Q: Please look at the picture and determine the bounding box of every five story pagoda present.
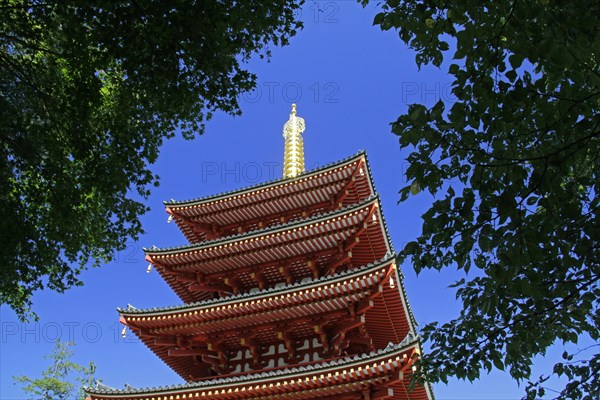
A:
[86,105,433,400]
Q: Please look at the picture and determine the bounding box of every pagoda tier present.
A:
[148,196,392,304]
[120,256,415,380]
[86,337,432,400]
[165,152,374,243]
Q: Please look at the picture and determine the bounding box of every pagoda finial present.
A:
[282,103,305,179]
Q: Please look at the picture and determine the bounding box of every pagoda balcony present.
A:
[165,152,374,242]
[119,256,416,381]
[147,196,393,304]
[86,335,433,400]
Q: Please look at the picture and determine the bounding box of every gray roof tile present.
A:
[164,151,367,207]
[119,253,396,315]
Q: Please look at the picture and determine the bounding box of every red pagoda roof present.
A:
[85,336,433,400]
[148,197,394,303]
[88,147,433,400]
[120,256,416,381]
[165,152,375,242]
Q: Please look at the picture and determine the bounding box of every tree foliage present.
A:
[368,0,600,398]
[14,340,96,400]
[0,0,302,320]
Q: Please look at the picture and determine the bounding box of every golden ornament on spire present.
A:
[282,103,305,179]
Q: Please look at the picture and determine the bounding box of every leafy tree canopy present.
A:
[0,0,302,320]
[14,340,96,400]
[368,0,599,398]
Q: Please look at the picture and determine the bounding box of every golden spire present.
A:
[282,103,306,179]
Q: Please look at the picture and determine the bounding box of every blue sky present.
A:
[0,2,562,399]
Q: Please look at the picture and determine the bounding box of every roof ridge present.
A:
[163,151,366,207]
[360,152,395,254]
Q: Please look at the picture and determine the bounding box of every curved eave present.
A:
[146,196,381,257]
[146,197,393,304]
[393,256,420,336]
[164,151,369,208]
[169,153,374,243]
[85,337,432,400]
[119,257,418,382]
[120,255,395,319]
[120,262,393,334]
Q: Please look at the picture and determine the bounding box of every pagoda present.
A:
[86,105,433,400]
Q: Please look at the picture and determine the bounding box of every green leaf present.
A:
[14,341,95,400]
[410,180,421,195]
[376,1,600,398]
[526,196,538,206]
[509,53,524,69]
[449,278,466,288]
[0,0,304,320]
[493,357,505,371]
[409,105,425,121]
[506,69,517,82]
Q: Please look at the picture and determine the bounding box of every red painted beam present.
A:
[154,337,178,346]
[168,347,213,357]
[175,272,198,283]
[188,282,231,292]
